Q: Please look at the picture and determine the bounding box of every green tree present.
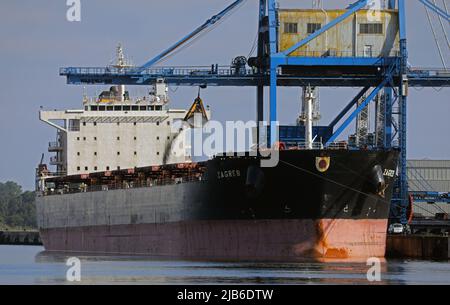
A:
[0,181,36,229]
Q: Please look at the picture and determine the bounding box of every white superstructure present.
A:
[40,45,209,176]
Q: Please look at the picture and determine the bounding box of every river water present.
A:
[0,245,449,285]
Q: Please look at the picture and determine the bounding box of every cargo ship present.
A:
[35,43,399,261]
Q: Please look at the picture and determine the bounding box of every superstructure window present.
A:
[140,106,147,111]
[69,119,80,132]
[123,106,131,111]
[360,23,383,34]
[307,23,321,34]
[107,106,113,111]
[94,166,98,171]
[132,106,139,111]
[99,106,106,111]
[77,166,80,171]
[114,106,122,111]
[93,122,97,126]
[284,22,298,34]
[85,166,88,171]
[106,166,110,171]
[91,106,98,111]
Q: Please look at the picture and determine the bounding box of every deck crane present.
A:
[60,0,450,224]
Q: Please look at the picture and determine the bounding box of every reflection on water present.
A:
[0,246,449,285]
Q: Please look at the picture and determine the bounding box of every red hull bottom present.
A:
[39,219,388,261]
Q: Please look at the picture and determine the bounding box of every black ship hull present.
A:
[37,149,399,260]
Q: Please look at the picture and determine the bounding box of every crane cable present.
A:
[424,3,447,69]
[153,0,248,67]
[434,0,450,51]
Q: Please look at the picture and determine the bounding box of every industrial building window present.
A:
[307,23,321,34]
[284,23,297,34]
[359,23,383,34]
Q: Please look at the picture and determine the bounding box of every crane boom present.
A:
[140,0,246,70]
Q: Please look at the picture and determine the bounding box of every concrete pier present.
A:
[0,230,42,246]
[386,234,450,260]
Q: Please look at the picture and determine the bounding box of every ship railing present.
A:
[60,66,257,77]
[279,49,401,58]
[42,175,206,196]
[296,142,324,150]
[326,142,349,150]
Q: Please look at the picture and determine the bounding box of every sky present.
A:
[0,0,449,190]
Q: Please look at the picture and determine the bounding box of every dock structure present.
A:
[0,231,42,246]
[387,234,450,260]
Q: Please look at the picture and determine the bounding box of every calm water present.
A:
[0,245,449,285]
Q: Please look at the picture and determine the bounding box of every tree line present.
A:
[0,181,36,230]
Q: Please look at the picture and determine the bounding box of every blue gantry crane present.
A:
[60,0,450,224]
